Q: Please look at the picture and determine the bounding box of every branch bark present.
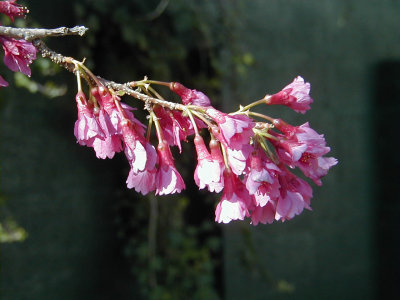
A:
[0,25,88,41]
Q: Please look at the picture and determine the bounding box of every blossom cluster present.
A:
[0,0,36,86]
[73,73,337,225]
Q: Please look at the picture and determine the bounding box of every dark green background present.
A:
[1,0,399,299]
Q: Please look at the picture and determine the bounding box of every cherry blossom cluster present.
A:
[0,0,36,86]
[0,1,337,225]
[72,64,337,225]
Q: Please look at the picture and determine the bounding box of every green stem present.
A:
[185,108,199,135]
[239,95,271,111]
[248,111,275,123]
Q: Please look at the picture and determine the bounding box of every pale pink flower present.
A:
[267,76,313,114]
[0,75,8,87]
[193,135,224,193]
[126,142,157,195]
[275,168,313,221]
[245,148,280,194]
[207,107,254,150]
[121,120,148,173]
[155,141,185,195]
[244,148,281,207]
[0,37,36,76]
[91,109,122,159]
[170,82,211,106]
[207,107,254,175]
[272,120,337,185]
[0,0,28,22]
[225,144,253,176]
[251,202,275,225]
[74,91,104,147]
[215,169,252,224]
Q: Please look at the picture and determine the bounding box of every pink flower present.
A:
[271,120,337,185]
[91,109,122,159]
[207,107,254,150]
[251,202,275,225]
[0,75,8,87]
[121,119,148,173]
[170,82,211,106]
[275,168,313,221]
[0,37,36,76]
[267,76,313,114]
[244,148,281,205]
[0,0,28,22]
[225,144,253,176]
[153,106,205,152]
[74,91,104,147]
[126,142,157,195]
[215,169,252,223]
[155,141,185,195]
[193,135,224,193]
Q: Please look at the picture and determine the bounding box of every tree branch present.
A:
[33,38,185,112]
[0,25,88,41]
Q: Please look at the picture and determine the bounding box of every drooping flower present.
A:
[271,119,337,185]
[267,76,313,114]
[207,107,254,150]
[0,75,8,87]
[251,202,276,225]
[153,106,205,152]
[89,86,124,159]
[155,141,185,195]
[170,82,211,106]
[193,135,224,193]
[0,37,36,76]
[74,91,104,147]
[126,142,158,195]
[244,148,281,204]
[121,119,148,173]
[0,0,28,22]
[275,167,313,221]
[215,169,252,223]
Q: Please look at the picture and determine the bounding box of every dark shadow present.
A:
[374,60,400,299]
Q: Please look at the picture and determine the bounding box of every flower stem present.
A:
[239,95,271,111]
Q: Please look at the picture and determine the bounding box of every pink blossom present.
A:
[74,91,104,147]
[193,135,224,193]
[244,148,281,207]
[215,169,252,223]
[267,76,313,114]
[225,144,253,176]
[126,142,157,195]
[170,82,211,106]
[155,141,185,195]
[153,106,205,152]
[272,120,337,185]
[0,75,8,87]
[275,168,313,221]
[207,107,254,150]
[251,202,275,225]
[121,120,148,173]
[91,109,122,159]
[0,37,36,76]
[0,0,28,22]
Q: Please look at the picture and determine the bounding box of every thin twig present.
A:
[0,25,88,41]
[32,38,187,112]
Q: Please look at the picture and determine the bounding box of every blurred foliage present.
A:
[239,226,295,294]
[115,194,221,300]
[0,196,27,243]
